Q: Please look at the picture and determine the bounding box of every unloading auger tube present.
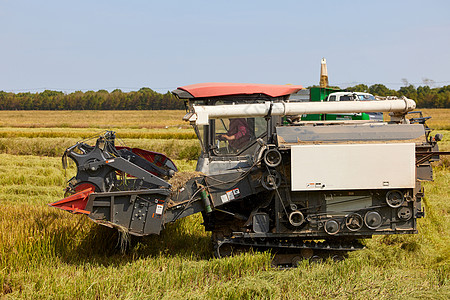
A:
[49,83,448,266]
[186,97,416,125]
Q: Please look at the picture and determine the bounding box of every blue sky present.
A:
[1,0,449,93]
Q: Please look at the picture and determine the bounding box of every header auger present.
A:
[50,83,447,266]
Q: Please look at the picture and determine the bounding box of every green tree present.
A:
[368,84,395,96]
[347,84,369,93]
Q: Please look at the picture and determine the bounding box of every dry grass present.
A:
[416,108,450,130]
[0,127,195,139]
[0,154,196,205]
[0,110,189,129]
[0,136,200,160]
[1,109,447,130]
[0,154,448,299]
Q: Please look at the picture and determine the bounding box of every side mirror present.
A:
[434,133,443,142]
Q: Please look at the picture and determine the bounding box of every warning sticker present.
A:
[226,190,235,201]
[306,182,322,189]
[220,194,229,203]
[155,204,164,215]
[221,188,241,203]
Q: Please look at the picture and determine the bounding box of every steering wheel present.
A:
[215,134,231,154]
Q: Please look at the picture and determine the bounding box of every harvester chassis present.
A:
[49,83,447,265]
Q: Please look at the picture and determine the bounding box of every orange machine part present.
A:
[48,187,94,215]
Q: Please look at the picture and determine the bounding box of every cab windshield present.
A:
[213,117,266,155]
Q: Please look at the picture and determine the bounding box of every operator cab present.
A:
[172,83,304,173]
[213,116,267,155]
[172,83,304,157]
[176,95,273,158]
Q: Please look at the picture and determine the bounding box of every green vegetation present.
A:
[0,88,184,110]
[0,110,449,298]
[346,84,450,108]
[2,84,450,110]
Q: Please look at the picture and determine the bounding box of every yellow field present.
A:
[0,110,188,129]
[419,108,450,130]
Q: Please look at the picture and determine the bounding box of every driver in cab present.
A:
[219,118,251,151]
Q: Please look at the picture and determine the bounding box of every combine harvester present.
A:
[50,82,447,265]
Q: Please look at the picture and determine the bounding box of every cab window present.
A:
[213,117,266,155]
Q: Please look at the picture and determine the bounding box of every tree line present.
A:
[345,84,450,108]
[0,84,449,110]
[0,88,184,110]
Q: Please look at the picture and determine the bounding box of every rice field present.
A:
[0,110,449,299]
[0,110,189,129]
[417,109,450,130]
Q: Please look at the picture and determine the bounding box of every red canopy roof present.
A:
[178,82,304,98]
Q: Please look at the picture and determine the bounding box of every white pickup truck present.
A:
[325,92,384,121]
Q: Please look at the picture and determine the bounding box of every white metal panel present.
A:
[291,143,415,191]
